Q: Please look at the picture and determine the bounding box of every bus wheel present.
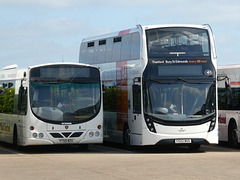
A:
[229,121,239,148]
[13,126,19,149]
[188,144,201,151]
[123,127,131,149]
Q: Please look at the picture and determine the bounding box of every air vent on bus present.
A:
[62,132,71,138]
[70,132,83,137]
[50,133,64,138]
[50,132,84,138]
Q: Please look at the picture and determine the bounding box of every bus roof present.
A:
[142,24,208,30]
[82,26,141,42]
[0,62,99,81]
[82,24,209,42]
[28,62,98,70]
[218,64,240,70]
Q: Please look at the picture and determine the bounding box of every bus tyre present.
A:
[123,127,131,149]
[188,144,201,151]
[229,121,239,148]
[13,127,19,150]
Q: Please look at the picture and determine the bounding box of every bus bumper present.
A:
[136,124,218,146]
[22,130,103,146]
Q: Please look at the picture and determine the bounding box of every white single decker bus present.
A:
[218,65,240,147]
[0,63,103,148]
[79,24,218,150]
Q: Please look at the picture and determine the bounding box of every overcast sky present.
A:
[0,0,239,68]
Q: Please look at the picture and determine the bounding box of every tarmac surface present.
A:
[0,142,239,180]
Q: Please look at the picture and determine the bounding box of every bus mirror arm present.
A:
[225,81,231,92]
[102,84,105,94]
[223,76,231,91]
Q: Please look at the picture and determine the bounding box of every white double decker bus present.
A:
[79,24,218,150]
[218,65,240,147]
[0,63,103,148]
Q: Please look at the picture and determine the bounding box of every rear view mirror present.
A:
[0,89,4,96]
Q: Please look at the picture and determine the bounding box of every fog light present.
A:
[89,131,94,137]
[95,131,100,137]
[39,133,44,138]
[33,132,37,138]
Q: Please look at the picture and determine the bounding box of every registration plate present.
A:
[59,139,74,143]
[175,139,191,144]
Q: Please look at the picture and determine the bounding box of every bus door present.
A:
[18,78,27,115]
[130,78,142,135]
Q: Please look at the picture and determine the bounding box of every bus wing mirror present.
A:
[102,84,105,94]
[19,86,24,94]
[0,89,4,96]
[225,81,231,91]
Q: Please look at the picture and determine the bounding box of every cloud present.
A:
[142,0,240,25]
[2,0,240,24]
[0,0,239,68]
[0,0,132,8]
[0,0,80,8]
[0,0,213,9]
[0,17,87,40]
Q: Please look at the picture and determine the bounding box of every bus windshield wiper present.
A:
[148,78,175,84]
[68,77,99,84]
[177,78,210,84]
[148,77,211,85]
[31,78,69,84]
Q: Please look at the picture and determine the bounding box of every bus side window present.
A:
[133,84,141,114]
[18,86,27,115]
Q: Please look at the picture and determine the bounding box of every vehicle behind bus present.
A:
[218,65,240,147]
[0,63,103,148]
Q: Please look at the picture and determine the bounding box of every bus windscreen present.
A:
[146,27,210,58]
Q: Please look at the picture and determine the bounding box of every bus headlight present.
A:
[39,133,44,138]
[95,131,100,137]
[208,117,216,132]
[89,131,94,137]
[144,116,157,133]
[33,132,37,138]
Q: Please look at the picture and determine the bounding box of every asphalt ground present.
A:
[0,142,239,180]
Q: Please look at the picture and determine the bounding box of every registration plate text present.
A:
[175,139,191,144]
[59,139,74,143]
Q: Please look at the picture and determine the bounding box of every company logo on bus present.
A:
[218,117,226,124]
[178,128,186,132]
[204,69,213,76]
